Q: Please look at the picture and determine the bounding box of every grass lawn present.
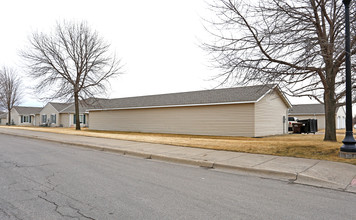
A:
[3,126,356,165]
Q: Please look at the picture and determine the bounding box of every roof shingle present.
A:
[90,84,283,110]
[49,102,73,112]
[13,106,42,115]
[289,104,325,115]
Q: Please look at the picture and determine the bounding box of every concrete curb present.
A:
[0,130,297,180]
[0,130,355,192]
[150,154,214,168]
[213,162,297,181]
[296,173,348,191]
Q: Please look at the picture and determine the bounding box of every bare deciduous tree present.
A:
[0,67,22,125]
[22,21,123,130]
[204,0,356,141]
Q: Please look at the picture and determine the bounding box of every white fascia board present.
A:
[288,113,325,116]
[256,85,292,108]
[88,100,257,112]
[276,86,293,108]
[255,85,276,103]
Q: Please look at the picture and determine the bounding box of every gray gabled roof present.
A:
[41,99,108,114]
[89,84,291,111]
[13,106,42,115]
[59,98,109,113]
[289,104,325,115]
[49,102,73,112]
[60,103,93,113]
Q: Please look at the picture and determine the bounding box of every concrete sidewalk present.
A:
[0,127,356,193]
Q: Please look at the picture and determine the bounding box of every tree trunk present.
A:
[324,87,337,141]
[74,92,81,130]
[7,107,11,126]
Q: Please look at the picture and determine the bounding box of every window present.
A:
[79,115,86,124]
[21,115,30,123]
[42,115,47,124]
[74,114,86,124]
[51,114,56,124]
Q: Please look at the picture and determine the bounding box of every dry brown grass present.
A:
[319,129,356,134]
[3,126,356,165]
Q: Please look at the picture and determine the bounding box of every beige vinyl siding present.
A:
[336,107,346,129]
[69,113,74,127]
[10,109,20,125]
[0,115,5,125]
[336,107,346,118]
[0,118,6,125]
[90,104,255,136]
[0,114,8,125]
[34,114,40,126]
[60,113,70,127]
[39,103,59,126]
[254,90,288,137]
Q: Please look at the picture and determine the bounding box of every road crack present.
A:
[37,195,78,219]
[0,161,52,169]
[36,176,96,220]
[69,205,96,220]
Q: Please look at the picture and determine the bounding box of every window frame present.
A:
[42,115,47,124]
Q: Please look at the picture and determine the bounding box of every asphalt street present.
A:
[0,133,356,220]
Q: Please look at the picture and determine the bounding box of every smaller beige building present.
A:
[9,106,42,126]
[289,104,346,130]
[40,102,89,127]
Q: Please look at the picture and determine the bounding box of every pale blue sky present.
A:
[0,0,314,107]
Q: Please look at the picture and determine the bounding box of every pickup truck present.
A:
[288,117,298,131]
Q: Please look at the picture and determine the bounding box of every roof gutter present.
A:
[88,100,258,112]
[289,113,325,116]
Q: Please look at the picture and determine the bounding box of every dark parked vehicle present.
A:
[298,119,318,134]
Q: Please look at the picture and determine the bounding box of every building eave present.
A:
[288,113,325,116]
[88,100,257,112]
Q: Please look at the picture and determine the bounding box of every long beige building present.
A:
[89,85,292,137]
